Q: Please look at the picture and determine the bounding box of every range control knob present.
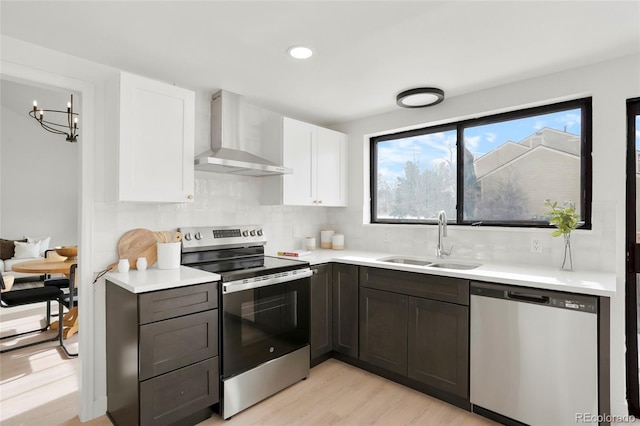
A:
[250,230,256,236]
[194,232,202,240]
[242,230,249,237]
[257,229,263,236]
[184,233,192,241]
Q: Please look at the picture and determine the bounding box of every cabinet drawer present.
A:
[139,282,218,324]
[360,267,469,305]
[140,357,219,426]
[139,310,218,380]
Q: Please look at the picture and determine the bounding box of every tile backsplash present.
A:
[94,172,614,273]
[93,172,330,269]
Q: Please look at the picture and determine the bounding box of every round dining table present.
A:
[12,257,79,339]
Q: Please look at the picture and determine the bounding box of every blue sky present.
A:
[377,109,582,183]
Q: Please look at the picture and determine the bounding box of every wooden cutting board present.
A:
[110,228,158,270]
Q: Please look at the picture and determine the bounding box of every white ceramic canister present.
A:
[117,258,130,273]
[305,237,316,251]
[320,230,335,249]
[332,234,345,250]
[157,242,181,269]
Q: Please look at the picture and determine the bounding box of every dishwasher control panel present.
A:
[470,282,598,314]
[552,298,597,313]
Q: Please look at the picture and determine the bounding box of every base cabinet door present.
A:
[359,287,408,376]
[408,296,469,397]
[310,264,333,359]
[332,263,359,357]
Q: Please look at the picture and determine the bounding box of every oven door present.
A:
[221,275,310,378]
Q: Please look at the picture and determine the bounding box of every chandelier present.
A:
[29,94,79,142]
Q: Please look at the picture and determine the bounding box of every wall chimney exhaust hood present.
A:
[195,90,292,176]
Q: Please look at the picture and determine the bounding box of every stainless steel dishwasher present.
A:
[470,281,598,425]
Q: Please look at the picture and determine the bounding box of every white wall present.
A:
[0,79,79,247]
[332,54,640,416]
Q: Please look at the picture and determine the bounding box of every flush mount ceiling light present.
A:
[287,45,314,59]
[396,87,445,108]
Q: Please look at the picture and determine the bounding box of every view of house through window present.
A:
[371,99,591,227]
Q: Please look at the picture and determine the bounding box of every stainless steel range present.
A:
[179,225,312,419]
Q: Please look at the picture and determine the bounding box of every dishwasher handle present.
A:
[507,291,550,304]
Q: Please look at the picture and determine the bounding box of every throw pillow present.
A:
[14,241,41,259]
[0,238,26,260]
[26,236,51,257]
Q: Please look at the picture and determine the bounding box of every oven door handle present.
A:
[222,268,313,294]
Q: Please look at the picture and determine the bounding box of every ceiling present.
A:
[1,1,639,125]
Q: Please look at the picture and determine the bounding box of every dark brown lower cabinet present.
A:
[358,266,469,400]
[332,263,359,357]
[359,287,408,375]
[106,281,220,426]
[311,264,333,360]
[407,296,469,397]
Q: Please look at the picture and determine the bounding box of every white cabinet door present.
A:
[281,117,347,207]
[316,127,346,206]
[282,117,315,206]
[119,72,195,203]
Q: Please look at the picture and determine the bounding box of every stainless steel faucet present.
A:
[436,210,452,258]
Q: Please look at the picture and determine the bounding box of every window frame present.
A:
[370,98,593,229]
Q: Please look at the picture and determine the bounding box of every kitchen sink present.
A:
[428,262,481,270]
[377,256,432,266]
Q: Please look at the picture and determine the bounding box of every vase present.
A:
[561,233,573,271]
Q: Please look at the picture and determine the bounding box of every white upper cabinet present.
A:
[118,72,195,203]
[277,117,346,207]
[315,126,347,206]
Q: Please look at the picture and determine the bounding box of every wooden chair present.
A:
[0,269,66,354]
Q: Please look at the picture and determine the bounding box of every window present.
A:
[371,98,592,227]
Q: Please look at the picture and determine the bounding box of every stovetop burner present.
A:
[179,225,310,281]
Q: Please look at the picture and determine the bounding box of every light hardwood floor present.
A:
[1,305,496,425]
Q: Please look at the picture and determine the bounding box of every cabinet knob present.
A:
[318,200,322,204]
[187,194,193,200]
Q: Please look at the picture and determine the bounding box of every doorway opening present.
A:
[625,97,640,416]
[0,76,82,422]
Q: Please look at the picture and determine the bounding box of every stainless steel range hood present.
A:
[195,90,292,176]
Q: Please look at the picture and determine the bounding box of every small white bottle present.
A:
[136,257,148,271]
[117,258,130,273]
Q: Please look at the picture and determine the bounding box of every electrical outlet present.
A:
[531,237,543,253]
[383,230,393,243]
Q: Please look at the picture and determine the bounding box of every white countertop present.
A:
[105,265,220,293]
[268,249,616,297]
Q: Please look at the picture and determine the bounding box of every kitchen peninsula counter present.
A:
[106,265,220,293]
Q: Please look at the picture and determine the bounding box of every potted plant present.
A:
[544,199,581,270]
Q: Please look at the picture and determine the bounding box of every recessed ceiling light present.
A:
[396,87,445,108]
[287,46,314,59]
